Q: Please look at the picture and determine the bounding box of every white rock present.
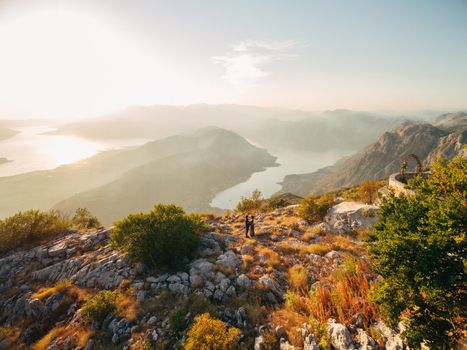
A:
[327,319,353,350]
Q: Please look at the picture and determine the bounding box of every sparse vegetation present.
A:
[111,204,206,269]
[169,308,188,332]
[287,264,309,290]
[31,280,72,300]
[298,194,334,223]
[0,209,69,254]
[184,313,241,350]
[368,157,466,349]
[71,208,101,229]
[236,189,264,213]
[81,290,118,323]
[358,180,381,204]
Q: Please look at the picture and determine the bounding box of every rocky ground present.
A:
[0,202,406,350]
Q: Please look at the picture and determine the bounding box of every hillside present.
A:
[280,120,466,196]
[55,128,277,224]
[0,202,399,350]
[0,128,276,222]
[0,158,10,166]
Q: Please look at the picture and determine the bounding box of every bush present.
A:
[0,209,69,253]
[298,194,334,223]
[111,204,206,269]
[288,264,309,290]
[368,157,466,349]
[81,290,118,323]
[358,180,381,204]
[169,308,188,332]
[72,208,101,229]
[267,197,290,210]
[236,189,264,213]
[184,313,241,350]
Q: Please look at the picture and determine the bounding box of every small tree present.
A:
[368,157,466,348]
[236,189,264,213]
[358,180,381,204]
[72,208,101,229]
[111,204,206,269]
[298,194,334,223]
[184,313,241,350]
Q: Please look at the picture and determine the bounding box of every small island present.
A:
[0,157,11,166]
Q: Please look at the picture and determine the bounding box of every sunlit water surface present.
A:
[211,148,351,210]
[0,126,148,177]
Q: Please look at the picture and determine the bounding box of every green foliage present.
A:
[82,290,118,323]
[267,197,290,210]
[184,313,241,350]
[111,204,206,269]
[368,157,466,349]
[298,194,334,223]
[169,308,187,332]
[236,189,264,213]
[72,208,101,229]
[0,209,69,253]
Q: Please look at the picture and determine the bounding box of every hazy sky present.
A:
[0,0,466,119]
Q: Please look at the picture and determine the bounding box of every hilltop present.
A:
[0,199,396,350]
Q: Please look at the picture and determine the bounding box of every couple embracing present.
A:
[245,215,255,238]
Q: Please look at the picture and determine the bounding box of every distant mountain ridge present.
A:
[0,128,276,224]
[279,112,466,196]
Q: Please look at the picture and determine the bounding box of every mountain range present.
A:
[279,112,466,196]
[0,128,276,224]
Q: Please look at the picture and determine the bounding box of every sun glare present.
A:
[0,9,184,118]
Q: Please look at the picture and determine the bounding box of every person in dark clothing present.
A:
[245,215,251,238]
[250,215,255,237]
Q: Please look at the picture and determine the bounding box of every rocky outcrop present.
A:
[323,201,379,233]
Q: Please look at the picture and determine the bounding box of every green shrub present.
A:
[236,189,264,213]
[298,194,334,223]
[184,313,241,350]
[368,157,466,349]
[111,204,206,269]
[81,290,118,323]
[169,308,188,332]
[72,208,101,229]
[0,209,69,253]
[267,197,290,210]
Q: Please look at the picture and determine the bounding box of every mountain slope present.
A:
[55,128,276,224]
[280,121,466,196]
[0,128,276,221]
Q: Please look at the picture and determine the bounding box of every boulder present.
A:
[236,274,252,289]
[325,202,379,233]
[25,298,49,320]
[327,319,353,350]
[216,251,241,270]
[303,335,319,350]
[373,321,404,350]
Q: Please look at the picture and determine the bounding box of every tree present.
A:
[111,204,206,269]
[236,189,264,213]
[368,157,466,349]
[72,208,101,229]
[184,313,241,350]
[358,180,381,204]
[297,194,334,223]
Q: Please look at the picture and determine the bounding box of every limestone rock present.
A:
[327,319,353,350]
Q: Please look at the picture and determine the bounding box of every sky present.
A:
[0,0,466,119]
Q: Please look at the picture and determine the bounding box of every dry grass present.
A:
[32,325,92,350]
[291,259,378,328]
[320,234,365,256]
[116,293,138,322]
[31,280,72,300]
[287,264,309,290]
[270,308,308,346]
[301,231,318,242]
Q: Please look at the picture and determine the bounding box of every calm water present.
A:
[0,126,148,177]
[210,148,351,210]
